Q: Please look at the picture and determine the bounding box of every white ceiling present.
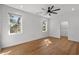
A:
[6,4,79,18]
[6,4,62,18]
[6,4,49,14]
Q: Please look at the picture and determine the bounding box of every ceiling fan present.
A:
[41,5,61,16]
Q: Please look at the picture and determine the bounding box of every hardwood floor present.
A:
[0,36,79,55]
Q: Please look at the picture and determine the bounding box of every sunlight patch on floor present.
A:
[42,39,52,46]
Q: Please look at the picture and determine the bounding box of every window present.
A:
[42,20,48,32]
[8,13,22,35]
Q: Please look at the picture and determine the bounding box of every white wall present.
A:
[49,4,79,42]
[68,11,79,42]
[0,5,2,48]
[49,16,60,38]
[0,5,49,48]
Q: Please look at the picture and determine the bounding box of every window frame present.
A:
[8,13,23,35]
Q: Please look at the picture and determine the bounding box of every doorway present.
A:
[60,21,69,39]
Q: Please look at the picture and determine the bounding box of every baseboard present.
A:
[60,36,68,37]
[48,36,60,39]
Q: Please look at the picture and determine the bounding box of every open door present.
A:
[60,21,69,39]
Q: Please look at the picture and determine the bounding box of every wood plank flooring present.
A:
[0,36,79,55]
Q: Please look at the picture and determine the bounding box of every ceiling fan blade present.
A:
[53,8,60,11]
[51,5,54,9]
[52,12,58,14]
[49,13,51,16]
[48,7,51,10]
